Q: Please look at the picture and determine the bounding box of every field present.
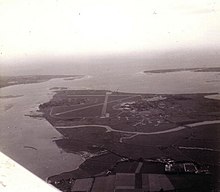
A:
[40,90,220,132]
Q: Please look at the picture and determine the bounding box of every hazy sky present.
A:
[0,0,220,64]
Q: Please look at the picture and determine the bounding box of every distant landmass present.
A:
[0,75,84,88]
[144,67,220,74]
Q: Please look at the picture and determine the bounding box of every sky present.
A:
[0,0,220,65]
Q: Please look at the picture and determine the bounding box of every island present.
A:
[144,67,220,74]
[38,89,220,191]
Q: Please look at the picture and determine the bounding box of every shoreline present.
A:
[0,75,84,89]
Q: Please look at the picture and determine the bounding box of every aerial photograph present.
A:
[0,0,220,191]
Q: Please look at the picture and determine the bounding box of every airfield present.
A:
[39,89,220,190]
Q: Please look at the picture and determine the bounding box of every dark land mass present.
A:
[0,75,84,88]
[50,87,68,90]
[39,90,220,191]
[0,95,23,99]
[144,67,220,74]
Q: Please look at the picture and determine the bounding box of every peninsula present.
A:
[0,75,84,88]
[38,89,220,191]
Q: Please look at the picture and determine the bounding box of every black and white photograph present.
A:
[0,0,220,191]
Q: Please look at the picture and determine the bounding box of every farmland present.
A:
[39,90,220,189]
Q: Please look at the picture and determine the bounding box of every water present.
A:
[0,62,220,179]
[0,80,84,179]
